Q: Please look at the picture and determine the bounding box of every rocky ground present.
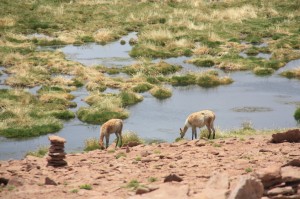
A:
[0,130,299,199]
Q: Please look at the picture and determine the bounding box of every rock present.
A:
[7,177,23,187]
[259,149,273,153]
[48,135,66,144]
[164,174,183,182]
[47,135,67,167]
[283,159,300,167]
[271,129,300,143]
[128,184,189,199]
[196,172,230,199]
[136,187,151,195]
[124,142,141,147]
[281,166,300,182]
[140,151,149,157]
[267,186,295,196]
[0,178,9,186]
[228,175,264,199]
[205,172,229,189]
[211,151,220,155]
[255,166,282,188]
[45,177,57,186]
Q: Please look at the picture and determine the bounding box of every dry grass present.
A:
[193,45,211,55]
[93,29,115,43]
[0,17,16,27]
[167,39,194,49]
[216,61,248,71]
[211,5,257,22]
[140,29,173,43]
[57,30,86,44]
[39,92,74,103]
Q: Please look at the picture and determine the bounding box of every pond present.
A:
[0,33,299,160]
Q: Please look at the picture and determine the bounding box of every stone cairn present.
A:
[47,135,67,167]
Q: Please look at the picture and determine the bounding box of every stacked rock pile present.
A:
[47,135,67,167]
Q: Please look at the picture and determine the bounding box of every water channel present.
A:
[0,32,299,160]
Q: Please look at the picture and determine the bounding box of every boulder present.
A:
[229,175,264,199]
[271,129,300,143]
[255,166,282,188]
[281,166,300,183]
[164,174,183,182]
[45,177,57,186]
[267,186,295,196]
[195,172,230,199]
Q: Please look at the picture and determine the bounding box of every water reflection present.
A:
[58,32,137,67]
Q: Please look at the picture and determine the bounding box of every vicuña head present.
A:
[180,110,216,140]
[99,119,123,149]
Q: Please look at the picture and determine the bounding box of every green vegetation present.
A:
[132,83,153,93]
[1,0,299,139]
[123,61,181,76]
[116,152,126,159]
[253,67,274,76]
[71,189,78,193]
[79,184,92,190]
[280,68,300,79]
[119,91,143,106]
[84,138,101,152]
[294,108,300,121]
[121,131,144,146]
[150,86,172,99]
[245,168,253,173]
[77,94,129,124]
[135,156,141,161]
[126,180,140,190]
[188,58,215,67]
[148,177,158,183]
[25,146,48,158]
[0,89,64,138]
[169,71,233,88]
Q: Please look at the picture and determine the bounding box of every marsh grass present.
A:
[0,89,64,138]
[150,86,172,99]
[121,131,144,147]
[25,146,48,158]
[84,138,101,152]
[119,91,143,106]
[280,68,300,79]
[253,67,274,76]
[77,94,129,124]
[123,61,181,76]
[132,83,153,93]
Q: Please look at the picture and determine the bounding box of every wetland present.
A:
[0,0,299,160]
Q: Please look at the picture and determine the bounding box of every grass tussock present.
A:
[121,131,144,147]
[169,71,233,87]
[150,86,172,99]
[253,67,274,76]
[25,146,48,158]
[84,138,101,152]
[280,68,300,79]
[77,94,129,124]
